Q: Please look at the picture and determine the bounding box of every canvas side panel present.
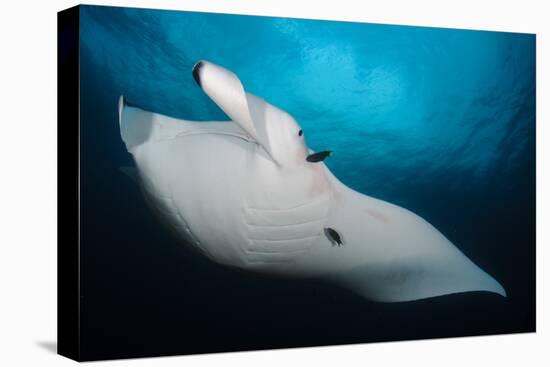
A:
[57,5,81,362]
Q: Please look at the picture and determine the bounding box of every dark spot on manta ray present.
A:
[324,227,343,247]
[298,129,303,136]
[306,150,332,163]
[192,61,204,87]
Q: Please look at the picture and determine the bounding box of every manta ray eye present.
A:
[298,129,303,136]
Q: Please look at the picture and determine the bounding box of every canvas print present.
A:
[58,4,535,361]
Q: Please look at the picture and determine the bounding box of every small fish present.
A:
[306,150,332,163]
[324,227,344,247]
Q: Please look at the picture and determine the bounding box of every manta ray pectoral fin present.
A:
[191,60,280,165]
[118,95,155,151]
[119,95,249,153]
[312,163,507,302]
[118,95,124,127]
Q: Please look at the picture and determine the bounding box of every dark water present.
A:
[77,5,535,361]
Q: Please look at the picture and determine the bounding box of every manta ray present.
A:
[118,60,506,302]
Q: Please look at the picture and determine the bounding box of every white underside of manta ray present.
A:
[118,60,506,302]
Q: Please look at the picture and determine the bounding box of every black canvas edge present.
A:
[57,5,81,362]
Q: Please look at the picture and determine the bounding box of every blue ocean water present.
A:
[77,5,535,360]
